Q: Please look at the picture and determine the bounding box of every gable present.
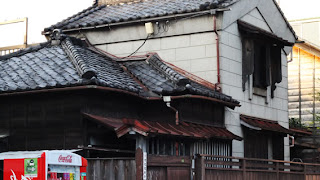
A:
[221,0,296,54]
[240,8,272,32]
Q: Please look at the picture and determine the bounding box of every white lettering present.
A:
[10,170,32,180]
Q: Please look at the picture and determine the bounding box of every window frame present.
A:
[238,20,293,102]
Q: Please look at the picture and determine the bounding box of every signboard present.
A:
[46,151,82,166]
[24,158,38,178]
[143,152,147,180]
[4,158,40,180]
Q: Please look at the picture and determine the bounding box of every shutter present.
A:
[270,46,282,98]
[242,38,255,91]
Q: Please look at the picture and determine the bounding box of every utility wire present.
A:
[122,35,150,59]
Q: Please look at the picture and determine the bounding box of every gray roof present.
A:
[0,36,240,107]
[0,37,142,93]
[44,0,236,33]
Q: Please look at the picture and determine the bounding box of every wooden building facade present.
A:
[0,34,241,179]
[288,42,320,163]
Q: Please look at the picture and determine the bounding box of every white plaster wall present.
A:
[220,7,290,160]
[87,15,219,84]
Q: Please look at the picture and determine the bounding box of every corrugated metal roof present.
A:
[240,114,292,134]
[237,20,294,46]
[290,127,312,136]
[84,112,242,140]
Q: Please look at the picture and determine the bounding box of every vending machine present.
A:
[0,150,87,180]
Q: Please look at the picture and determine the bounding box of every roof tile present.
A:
[44,0,236,33]
[0,35,239,107]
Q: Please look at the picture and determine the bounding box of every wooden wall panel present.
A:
[288,46,320,125]
[87,159,136,180]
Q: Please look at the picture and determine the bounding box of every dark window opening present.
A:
[0,160,3,180]
[253,42,269,89]
[148,137,190,156]
[243,128,284,160]
[239,20,292,98]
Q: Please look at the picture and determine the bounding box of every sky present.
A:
[0,0,320,47]
[278,0,320,20]
[0,0,93,47]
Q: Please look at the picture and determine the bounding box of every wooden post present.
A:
[195,155,205,180]
[303,164,307,180]
[136,148,143,180]
[242,159,246,180]
[24,17,28,47]
[276,162,279,180]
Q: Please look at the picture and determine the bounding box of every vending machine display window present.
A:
[0,150,87,180]
[47,165,80,180]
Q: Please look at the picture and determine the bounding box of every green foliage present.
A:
[289,117,306,129]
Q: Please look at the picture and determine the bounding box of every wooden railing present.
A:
[0,18,28,56]
[195,154,320,180]
[0,44,27,56]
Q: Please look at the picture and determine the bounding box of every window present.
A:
[238,20,293,100]
[243,128,284,160]
[148,137,190,156]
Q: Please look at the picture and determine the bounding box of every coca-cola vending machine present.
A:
[0,150,87,180]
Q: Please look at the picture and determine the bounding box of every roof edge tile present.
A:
[61,37,97,79]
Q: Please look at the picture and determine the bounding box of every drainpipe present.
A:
[287,48,293,63]
[213,15,221,90]
[289,135,295,148]
[163,96,179,125]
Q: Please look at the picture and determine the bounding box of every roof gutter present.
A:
[170,95,240,108]
[0,85,240,108]
[43,8,231,35]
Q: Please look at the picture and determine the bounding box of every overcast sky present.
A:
[0,0,320,47]
[278,0,320,20]
[0,0,93,47]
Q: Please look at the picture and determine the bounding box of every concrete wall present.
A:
[86,15,218,83]
[220,7,290,160]
[72,0,294,161]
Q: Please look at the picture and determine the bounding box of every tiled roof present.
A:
[124,54,239,105]
[240,114,292,134]
[44,0,236,33]
[83,112,242,140]
[0,37,142,94]
[0,35,239,107]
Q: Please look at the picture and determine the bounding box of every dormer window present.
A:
[238,20,293,100]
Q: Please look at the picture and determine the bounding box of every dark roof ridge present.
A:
[61,37,97,79]
[147,53,190,86]
[0,42,50,61]
[44,0,237,33]
[43,5,105,33]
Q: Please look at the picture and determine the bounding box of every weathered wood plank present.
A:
[87,159,136,180]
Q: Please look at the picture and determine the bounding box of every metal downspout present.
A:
[213,15,221,90]
[298,48,301,121]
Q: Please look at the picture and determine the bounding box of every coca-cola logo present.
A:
[58,155,72,163]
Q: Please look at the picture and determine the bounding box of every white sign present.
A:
[46,151,82,166]
[143,152,147,180]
